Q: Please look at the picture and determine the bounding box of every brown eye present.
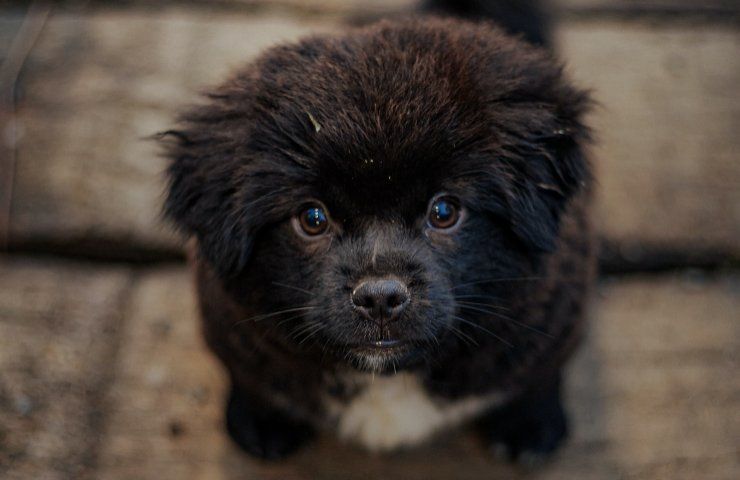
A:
[428,196,461,230]
[297,204,329,236]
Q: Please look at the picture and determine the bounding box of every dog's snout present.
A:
[351,279,409,322]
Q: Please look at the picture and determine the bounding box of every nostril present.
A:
[385,291,408,309]
[352,292,375,309]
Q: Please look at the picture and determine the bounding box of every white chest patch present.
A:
[326,373,508,451]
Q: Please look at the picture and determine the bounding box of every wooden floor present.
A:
[0,1,738,479]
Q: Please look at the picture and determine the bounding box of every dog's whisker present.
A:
[288,320,319,338]
[271,281,313,296]
[452,315,514,347]
[457,304,553,339]
[236,306,316,326]
[451,276,544,291]
[295,322,327,345]
[275,312,312,329]
[456,300,509,311]
[455,293,506,302]
[427,329,441,347]
[443,321,478,347]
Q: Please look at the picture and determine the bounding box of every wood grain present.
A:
[0,258,132,480]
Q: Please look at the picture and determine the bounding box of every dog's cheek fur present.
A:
[220,221,324,315]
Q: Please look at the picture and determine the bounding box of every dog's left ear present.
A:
[162,129,255,277]
[508,128,590,253]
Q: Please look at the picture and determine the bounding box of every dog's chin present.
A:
[344,341,424,374]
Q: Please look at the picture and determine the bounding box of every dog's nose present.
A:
[351,279,409,322]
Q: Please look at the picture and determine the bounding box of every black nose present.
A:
[351,279,410,322]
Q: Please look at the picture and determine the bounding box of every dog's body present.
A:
[165,0,595,462]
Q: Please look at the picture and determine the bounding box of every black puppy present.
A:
[163,0,595,462]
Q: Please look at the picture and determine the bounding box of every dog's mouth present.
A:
[348,339,408,353]
[345,339,422,372]
[368,339,405,349]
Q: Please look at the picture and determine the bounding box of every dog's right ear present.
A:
[159,108,254,277]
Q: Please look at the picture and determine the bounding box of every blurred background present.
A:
[0,1,738,479]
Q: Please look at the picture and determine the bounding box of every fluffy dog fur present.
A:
[163,2,595,462]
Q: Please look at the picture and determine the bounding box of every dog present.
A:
[162,0,595,462]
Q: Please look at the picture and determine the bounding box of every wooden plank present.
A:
[566,274,740,479]
[96,267,739,479]
[0,257,132,480]
[2,10,738,263]
[557,21,740,264]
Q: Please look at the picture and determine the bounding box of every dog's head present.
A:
[163,19,590,372]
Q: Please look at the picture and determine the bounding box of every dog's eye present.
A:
[297,204,329,236]
[428,196,461,230]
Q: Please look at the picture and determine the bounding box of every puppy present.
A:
[163,0,595,462]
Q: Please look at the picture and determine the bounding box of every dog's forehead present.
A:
[316,151,444,219]
[291,70,478,216]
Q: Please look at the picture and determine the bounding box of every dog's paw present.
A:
[226,387,314,460]
[481,376,568,465]
[487,406,567,465]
